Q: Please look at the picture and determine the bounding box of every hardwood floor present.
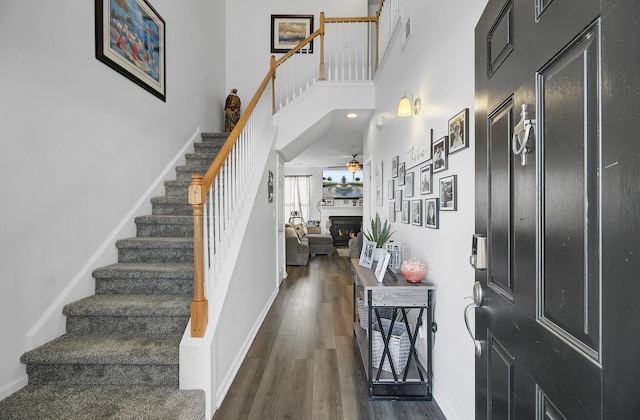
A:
[213,252,446,420]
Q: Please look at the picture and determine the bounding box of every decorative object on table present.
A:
[398,162,406,185]
[439,174,457,211]
[372,318,410,373]
[385,242,408,273]
[424,198,439,229]
[401,201,410,224]
[411,199,422,226]
[374,250,391,282]
[391,156,399,178]
[389,202,396,222]
[432,136,448,173]
[363,213,395,259]
[405,172,414,198]
[420,164,433,194]
[359,239,376,269]
[95,0,166,101]
[271,14,314,53]
[448,108,469,154]
[224,89,241,132]
[401,258,426,283]
[388,180,395,199]
[267,170,274,203]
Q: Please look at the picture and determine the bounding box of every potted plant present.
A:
[363,213,394,260]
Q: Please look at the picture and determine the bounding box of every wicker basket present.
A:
[371,318,410,373]
[356,298,395,332]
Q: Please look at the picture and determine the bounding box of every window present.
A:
[284,176,310,224]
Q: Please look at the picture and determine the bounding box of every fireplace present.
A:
[329,216,362,246]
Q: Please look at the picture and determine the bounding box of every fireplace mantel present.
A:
[319,206,363,235]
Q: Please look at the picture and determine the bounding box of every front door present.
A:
[474,0,640,418]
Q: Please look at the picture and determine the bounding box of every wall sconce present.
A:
[398,91,421,117]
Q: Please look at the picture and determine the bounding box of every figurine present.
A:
[224,88,241,133]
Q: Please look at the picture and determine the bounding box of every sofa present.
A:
[285,224,334,266]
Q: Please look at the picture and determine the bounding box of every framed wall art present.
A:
[411,199,422,226]
[389,202,396,222]
[95,0,166,101]
[388,179,395,200]
[401,200,410,223]
[391,156,399,178]
[271,14,314,53]
[432,136,448,173]
[398,162,406,186]
[439,175,457,211]
[448,108,469,154]
[395,190,403,211]
[420,164,433,195]
[405,172,414,198]
[425,198,439,229]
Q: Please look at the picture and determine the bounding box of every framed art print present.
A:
[398,162,406,186]
[448,108,469,154]
[95,0,166,101]
[420,164,433,194]
[411,199,422,226]
[432,136,448,173]
[425,198,439,228]
[391,156,399,178]
[271,15,314,53]
[439,174,457,211]
[359,239,376,269]
[405,172,414,198]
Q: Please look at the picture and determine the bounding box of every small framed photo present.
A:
[325,198,334,206]
[401,200,410,223]
[405,172,414,198]
[359,239,377,269]
[388,180,395,199]
[439,175,457,211]
[411,199,422,226]
[448,108,469,154]
[389,202,396,222]
[425,198,439,228]
[391,156,399,178]
[433,136,448,173]
[395,190,403,211]
[271,15,314,53]
[358,198,363,206]
[398,162,406,186]
[374,250,391,282]
[420,164,433,194]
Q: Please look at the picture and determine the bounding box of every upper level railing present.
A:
[189,0,401,337]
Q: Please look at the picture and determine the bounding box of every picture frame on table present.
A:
[425,198,439,228]
[405,172,414,198]
[95,0,166,101]
[420,164,433,194]
[391,156,399,178]
[432,136,448,173]
[401,200,410,223]
[411,199,422,226]
[388,179,395,199]
[359,239,377,269]
[324,198,334,206]
[439,174,457,211]
[270,14,314,53]
[398,162,406,186]
[448,108,469,154]
[374,250,391,282]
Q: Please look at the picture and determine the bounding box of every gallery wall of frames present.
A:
[386,108,468,229]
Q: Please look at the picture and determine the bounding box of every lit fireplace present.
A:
[329,216,362,246]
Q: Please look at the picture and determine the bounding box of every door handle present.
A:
[512,104,536,166]
[464,281,483,357]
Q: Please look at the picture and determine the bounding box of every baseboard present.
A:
[24,127,202,351]
[0,375,27,401]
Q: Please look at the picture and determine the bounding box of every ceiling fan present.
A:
[325,154,363,172]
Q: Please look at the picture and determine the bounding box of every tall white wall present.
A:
[0,0,225,396]
[225,0,367,104]
[364,1,488,419]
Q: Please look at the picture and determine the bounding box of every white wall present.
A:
[364,1,488,419]
[0,0,225,396]
[225,0,367,104]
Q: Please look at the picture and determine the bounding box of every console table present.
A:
[351,259,435,400]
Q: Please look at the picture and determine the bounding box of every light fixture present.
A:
[346,154,362,173]
[346,112,358,119]
[397,91,421,117]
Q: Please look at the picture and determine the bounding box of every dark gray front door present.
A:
[474,0,640,418]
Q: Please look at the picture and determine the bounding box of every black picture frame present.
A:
[388,179,395,199]
[270,14,314,53]
[432,136,448,173]
[401,200,410,223]
[448,108,469,154]
[391,156,399,178]
[389,202,396,222]
[425,198,439,228]
[398,162,406,186]
[395,190,403,211]
[405,172,415,198]
[411,199,422,226]
[420,164,433,194]
[439,174,457,211]
[95,0,166,101]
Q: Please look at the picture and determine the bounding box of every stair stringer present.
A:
[179,123,278,420]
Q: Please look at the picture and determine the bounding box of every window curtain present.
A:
[284,176,310,224]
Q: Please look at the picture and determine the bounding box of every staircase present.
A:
[0,133,228,419]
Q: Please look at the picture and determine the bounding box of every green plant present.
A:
[363,213,394,247]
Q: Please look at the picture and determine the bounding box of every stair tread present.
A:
[64,294,191,316]
[21,334,181,365]
[116,237,193,248]
[93,263,193,279]
[151,196,189,204]
[135,215,192,224]
[0,385,205,420]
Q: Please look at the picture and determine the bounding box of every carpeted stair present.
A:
[0,133,228,419]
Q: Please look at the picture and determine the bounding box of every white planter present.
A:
[373,248,384,261]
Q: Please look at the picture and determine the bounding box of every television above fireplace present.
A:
[322,168,363,199]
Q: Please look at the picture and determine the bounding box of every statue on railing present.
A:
[224,88,241,132]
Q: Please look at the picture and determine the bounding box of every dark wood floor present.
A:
[212,251,446,420]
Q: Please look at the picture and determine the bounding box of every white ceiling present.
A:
[284,108,374,168]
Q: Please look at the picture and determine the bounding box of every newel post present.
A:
[189,173,208,338]
[319,12,326,81]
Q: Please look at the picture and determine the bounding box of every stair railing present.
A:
[188,0,401,338]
